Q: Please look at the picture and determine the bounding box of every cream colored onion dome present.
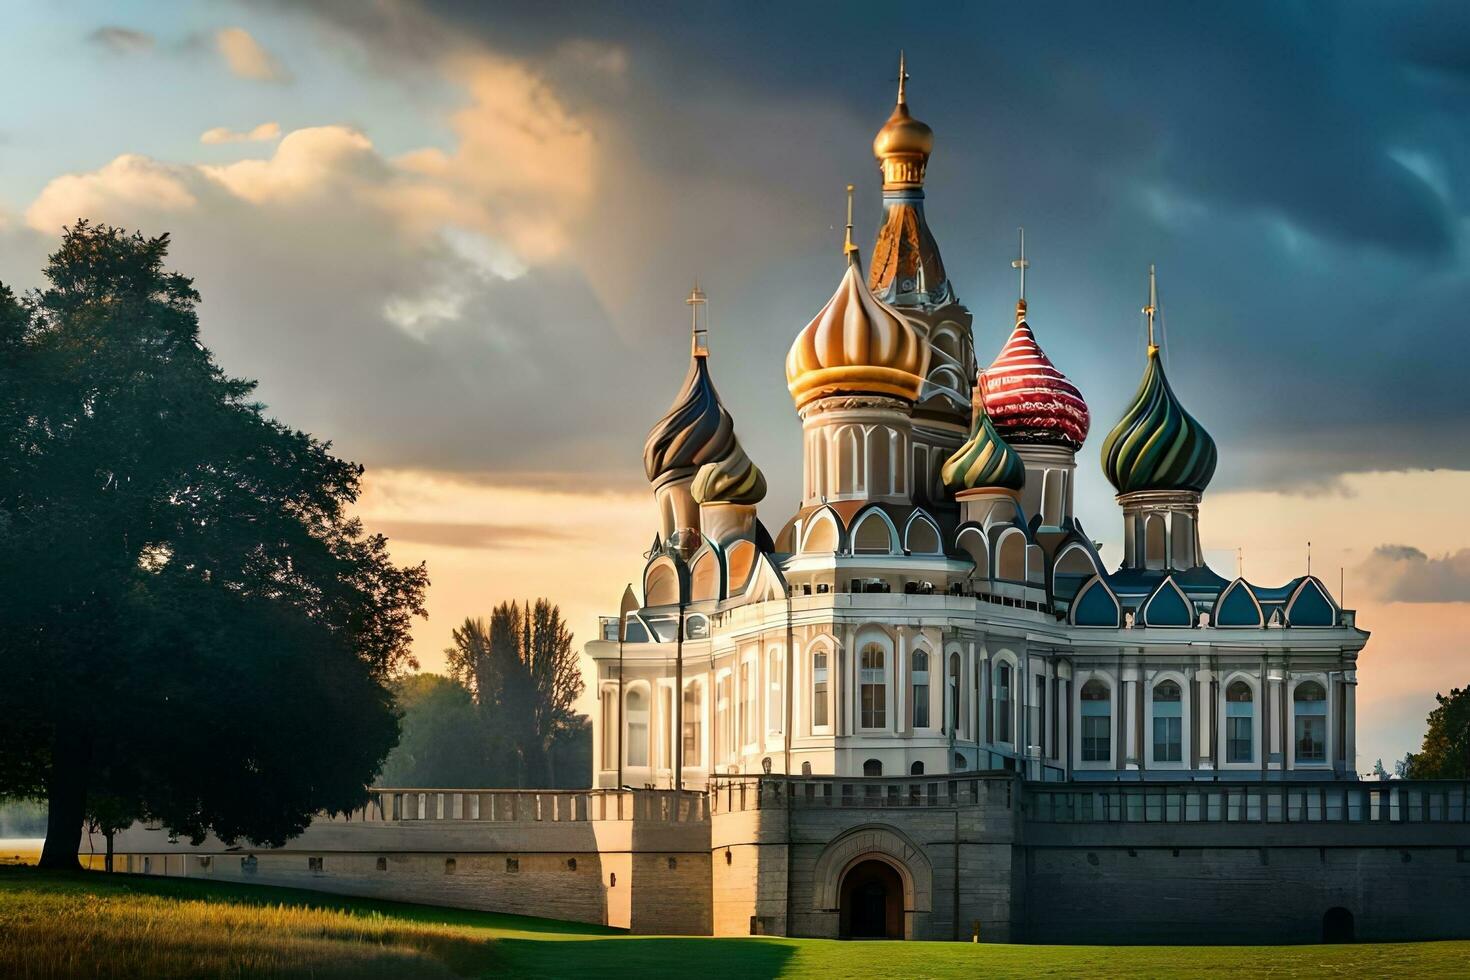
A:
[785,247,930,411]
[691,442,767,505]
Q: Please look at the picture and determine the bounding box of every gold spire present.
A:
[687,280,708,357]
[1012,227,1030,321]
[1142,264,1158,354]
[896,50,908,105]
[843,184,857,256]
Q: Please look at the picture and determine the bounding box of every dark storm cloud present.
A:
[198,2,1470,500]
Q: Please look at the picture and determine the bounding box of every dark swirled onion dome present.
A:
[1101,346,1217,494]
[692,442,767,505]
[643,354,737,486]
[981,301,1090,451]
[941,402,1025,493]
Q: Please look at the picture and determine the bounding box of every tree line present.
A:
[380,602,589,789]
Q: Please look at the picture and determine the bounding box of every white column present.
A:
[1267,668,1285,772]
[1345,673,1358,775]
[895,628,906,734]
[1196,667,1214,771]
[1123,665,1140,770]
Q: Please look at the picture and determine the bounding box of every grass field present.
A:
[2,866,1469,978]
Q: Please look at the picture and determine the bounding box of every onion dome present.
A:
[872,52,933,191]
[691,443,766,505]
[981,300,1090,451]
[786,246,929,411]
[1101,345,1217,494]
[644,351,736,487]
[941,402,1025,493]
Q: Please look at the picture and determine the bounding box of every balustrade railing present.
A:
[326,788,707,825]
[1025,780,1470,825]
[707,773,1017,813]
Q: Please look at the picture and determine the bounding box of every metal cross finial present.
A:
[1143,264,1158,352]
[1011,227,1029,301]
[843,184,857,255]
[896,50,909,105]
[687,280,708,356]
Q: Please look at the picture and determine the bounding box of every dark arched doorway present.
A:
[839,859,903,939]
[1322,907,1355,943]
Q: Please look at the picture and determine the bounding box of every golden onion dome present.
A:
[872,53,933,190]
[785,246,929,411]
[691,442,766,505]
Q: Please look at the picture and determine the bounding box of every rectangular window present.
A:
[860,645,886,729]
[742,661,757,744]
[996,665,1012,743]
[767,651,782,734]
[812,652,829,729]
[1227,716,1253,763]
[1295,716,1326,763]
[716,676,731,762]
[682,685,701,768]
[1153,716,1183,762]
[1082,716,1110,762]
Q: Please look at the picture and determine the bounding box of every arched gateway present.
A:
[811,825,932,940]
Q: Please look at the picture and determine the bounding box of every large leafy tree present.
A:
[447,600,585,787]
[0,223,428,869]
[377,674,500,788]
[1400,687,1470,780]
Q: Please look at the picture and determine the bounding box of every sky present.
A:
[2,0,1469,773]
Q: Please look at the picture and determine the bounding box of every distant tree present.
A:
[1399,687,1470,780]
[447,600,586,787]
[378,675,501,788]
[0,223,428,870]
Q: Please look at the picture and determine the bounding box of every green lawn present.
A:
[2,866,1467,978]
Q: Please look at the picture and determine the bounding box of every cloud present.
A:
[87,26,155,54]
[368,519,569,549]
[25,155,198,233]
[1357,545,1470,602]
[200,122,282,145]
[216,27,290,82]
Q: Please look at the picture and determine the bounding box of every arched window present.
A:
[907,517,940,555]
[1080,679,1110,762]
[802,515,838,554]
[690,551,718,601]
[957,529,988,582]
[1226,681,1254,763]
[811,649,830,730]
[860,643,887,729]
[715,674,732,762]
[645,561,679,607]
[766,648,783,735]
[994,661,1013,743]
[948,654,962,734]
[954,753,967,771]
[626,689,649,767]
[911,651,930,728]
[1294,681,1327,764]
[1152,680,1183,763]
[853,514,894,554]
[801,761,813,776]
[997,531,1026,581]
[910,761,925,775]
[682,681,702,769]
[863,759,882,777]
[867,428,891,496]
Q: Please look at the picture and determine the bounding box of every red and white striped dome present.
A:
[980,300,1090,451]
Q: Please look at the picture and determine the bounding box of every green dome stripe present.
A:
[943,403,1026,492]
[1101,348,1216,494]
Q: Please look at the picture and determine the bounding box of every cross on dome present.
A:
[687,280,709,356]
[1012,227,1029,302]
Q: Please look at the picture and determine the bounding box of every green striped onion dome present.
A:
[941,403,1026,493]
[691,443,767,505]
[1101,347,1217,494]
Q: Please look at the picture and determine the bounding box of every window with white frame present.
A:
[767,649,783,734]
[715,674,732,761]
[1081,679,1110,762]
[1294,681,1327,763]
[1226,680,1254,763]
[660,686,674,769]
[626,688,649,767]
[911,651,930,728]
[812,649,829,729]
[860,643,887,729]
[1152,680,1183,762]
[741,660,755,744]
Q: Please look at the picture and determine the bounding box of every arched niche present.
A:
[725,539,757,595]
[1144,513,1167,569]
[1053,543,1098,597]
[644,557,682,607]
[956,527,989,581]
[995,528,1026,582]
[852,510,897,555]
[1141,577,1194,628]
[802,511,840,554]
[905,513,941,555]
[689,549,720,602]
[1214,579,1263,628]
[1287,577,1337,627]
[1071,576,1121,628]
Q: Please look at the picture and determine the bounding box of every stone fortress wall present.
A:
[103,776,1470,944]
